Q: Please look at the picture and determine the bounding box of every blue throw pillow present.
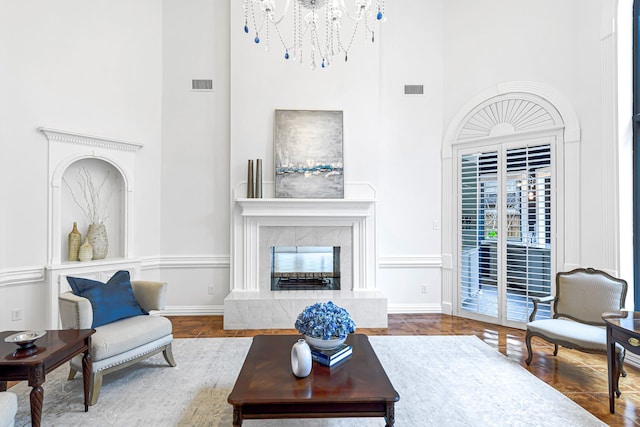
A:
[67,270,147,328]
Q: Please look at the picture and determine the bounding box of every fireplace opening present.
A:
[270,246,341,291]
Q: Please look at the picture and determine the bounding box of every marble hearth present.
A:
[224,183,387,329]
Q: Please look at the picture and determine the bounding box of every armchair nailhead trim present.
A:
[97,342,169,371]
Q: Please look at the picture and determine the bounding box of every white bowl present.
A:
[304,335,346,351]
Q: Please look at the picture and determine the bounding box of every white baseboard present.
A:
[163,304,442,316]
[387,303,442,314]
[162,305,224,316]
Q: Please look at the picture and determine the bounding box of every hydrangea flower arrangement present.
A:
[295,301,356,340]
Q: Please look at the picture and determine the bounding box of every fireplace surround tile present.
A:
[224,290,388,329]
[260,226,352,292]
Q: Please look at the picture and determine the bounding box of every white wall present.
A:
[159,0,231,313]
[377,1,445,310]
[443,0,617,272]
[0,0,163,329]
[229,0,446,312]
[0,0,629,328]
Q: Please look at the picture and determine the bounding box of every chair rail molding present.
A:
[140,255,231,270]
[0,266,45,288]
[378,255,442,269]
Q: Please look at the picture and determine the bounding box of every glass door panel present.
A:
[460,151,499,319]
[458,143,553,325]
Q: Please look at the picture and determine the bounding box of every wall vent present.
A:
[192,79,213,91]
[404,85,424,95]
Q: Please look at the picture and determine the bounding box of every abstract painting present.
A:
[274,110,344,198]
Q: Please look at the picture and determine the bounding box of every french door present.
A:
[458,139,554,326]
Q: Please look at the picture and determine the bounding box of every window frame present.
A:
[633,0,640,310]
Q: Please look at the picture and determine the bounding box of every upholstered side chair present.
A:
[59,275,176,405]
[526,268,627,393]
[0,391,17,427]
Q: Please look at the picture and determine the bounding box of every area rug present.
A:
[11,336,605,426]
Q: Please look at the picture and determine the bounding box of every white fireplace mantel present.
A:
[236,198,375,218]
[226,183,387,329]
[232,196,376,293]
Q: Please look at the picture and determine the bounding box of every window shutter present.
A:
[459,144,552,323]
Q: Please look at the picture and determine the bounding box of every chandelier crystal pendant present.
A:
[242,0,386,70]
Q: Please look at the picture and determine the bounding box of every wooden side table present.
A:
[602,311,640,414]
[0,329,94,427]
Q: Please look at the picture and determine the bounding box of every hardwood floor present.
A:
[169,313,640,426]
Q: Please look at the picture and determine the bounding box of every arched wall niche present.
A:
[41,127,142,265]
[60,157,125,261]
[40,127,143,327]
[439,81,581,315]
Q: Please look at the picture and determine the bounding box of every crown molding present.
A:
[39,127,143,152]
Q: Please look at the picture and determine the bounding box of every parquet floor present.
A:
[169,313,640,426]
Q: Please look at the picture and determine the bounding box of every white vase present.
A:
[87,223,108,260]
[304,335,346,351]
[291,339,312,378]
[78,237,93,262]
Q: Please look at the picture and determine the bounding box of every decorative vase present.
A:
[87,223,108,260]
[255,158,263,198]
[247,159,254,198]
[304,335,347,351]
[291,339,312,378]
[78,237,93,262]
[68,222,82,261]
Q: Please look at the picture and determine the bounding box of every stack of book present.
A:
[311,343,352,367]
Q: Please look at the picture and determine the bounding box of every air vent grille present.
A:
[192,79,213,91]
[404,85,424,95]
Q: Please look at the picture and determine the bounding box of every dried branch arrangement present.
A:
[63,167,114,224]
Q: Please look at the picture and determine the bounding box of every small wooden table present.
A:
[228,334,399,426]
[602,311,640,413]
[0,329,94,427]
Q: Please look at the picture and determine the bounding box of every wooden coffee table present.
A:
[228,334,399,426]
[0,329,94,427]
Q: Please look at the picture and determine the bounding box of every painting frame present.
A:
[274,109,344,199]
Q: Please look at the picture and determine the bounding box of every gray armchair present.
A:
[525,268,627,393]
[59,280,176,405]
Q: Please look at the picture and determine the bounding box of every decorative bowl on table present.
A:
[4,330,47,349]
[303,335,346,351]
[295,301,355,351]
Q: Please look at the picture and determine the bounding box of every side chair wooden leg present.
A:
[68,367,78,381]
[525,333,534,365]
[619,351,627,377]
[163,343,177,367]
[90,371,103,406]
[553,344,558,356]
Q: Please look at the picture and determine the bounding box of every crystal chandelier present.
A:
[242,0,386,69]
